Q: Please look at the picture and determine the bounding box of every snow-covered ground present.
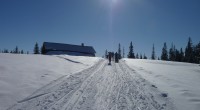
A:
[0,53,100,110]
[8,60,175,110]
[124,59,200,110]
[1,53,199,110]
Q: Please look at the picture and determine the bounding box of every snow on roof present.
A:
[43,42,96,54]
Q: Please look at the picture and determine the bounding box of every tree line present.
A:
[1,38,199,64]
[160,37,200,64]
[30,42,45,54]
[105,41,148,60]
[0,46,28,54]
[105,37,200,64]
[0,42,43,54]
[127,41,148,59]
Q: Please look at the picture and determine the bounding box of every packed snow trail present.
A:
[8,59,175,110]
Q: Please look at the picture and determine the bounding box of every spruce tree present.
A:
[34,42,40,54]
[180,48,184,62]
[197,42,200,64]
[169,43,176,61]
[41,44,46,54]
[118,43,122,59]
[14,46,19,54]
[185,37,194,63]
[4,49,9,53]
[21,50,24,54]
[143,54,147,59]
[128,41,135,58]
[151,44,156,60]
[140,54,143,59]
[174,45,176,60]
[175,49,180,62]
[194,42,200,63]
[161,42,168,60]
[169,43,173,61]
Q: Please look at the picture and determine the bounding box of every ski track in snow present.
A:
[8,59,175,110]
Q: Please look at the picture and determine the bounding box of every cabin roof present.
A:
[43,42,96,54]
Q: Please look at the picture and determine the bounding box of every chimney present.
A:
[81,43,84,47]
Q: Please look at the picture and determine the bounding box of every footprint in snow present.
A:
[161,93,168,97]
[151,85,157,88]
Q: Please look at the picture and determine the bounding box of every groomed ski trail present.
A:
[8,59,175,110]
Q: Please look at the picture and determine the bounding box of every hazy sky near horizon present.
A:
[0,0,200,57]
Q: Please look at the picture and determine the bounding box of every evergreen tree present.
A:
[140,54,143,59]
[34,42,40,54]
[158,57,160,60]
[194,42,200,63]
[21,50,24,54]
[175,49,180,62]
[197,42,200,64]
[14,46,19,54]
[169,43,176,61]
[127,41,135,58]
[136,53,139,59]
[143,54,147,59]
[161,42,168,60]
[41,44,46,54]
[180,48,184,62]
[4,49,9,53]
[151,44,156,60]
[118,43,122,59]
[174,45,177,60]
[185,37,194,63]
[169,43,173,61]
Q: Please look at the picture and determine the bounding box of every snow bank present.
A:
[124,59,200,110]
[0,53,100,110]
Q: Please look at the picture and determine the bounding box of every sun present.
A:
[111,0,118,4]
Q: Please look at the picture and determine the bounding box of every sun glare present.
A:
[111,0,118,4]
[112,0,117,3]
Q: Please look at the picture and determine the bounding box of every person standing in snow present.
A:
[108,52,112,65]
[115,52,119,63]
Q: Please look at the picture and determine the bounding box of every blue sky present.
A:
[0,0,200,57]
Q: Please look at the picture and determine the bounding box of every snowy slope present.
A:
[8,60,175,110]
[124,59,200,110]
[1,54,199,110]
[0,53,100,110]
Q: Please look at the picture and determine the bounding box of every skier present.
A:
[108,52,112,65]
[115,52,119,63]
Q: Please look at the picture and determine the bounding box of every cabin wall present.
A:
[45,50,95,57]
